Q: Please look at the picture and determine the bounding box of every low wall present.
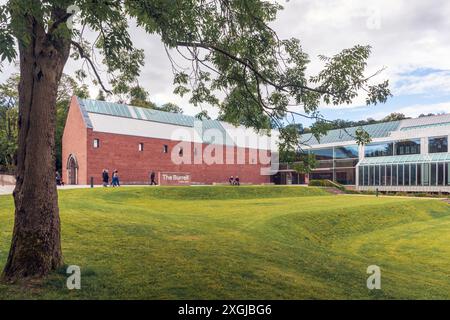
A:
[0,174,16,186]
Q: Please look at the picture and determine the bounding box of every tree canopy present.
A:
[0,0,391,150]
[0,0,392,281]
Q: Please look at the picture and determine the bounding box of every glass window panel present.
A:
[392,165,398,186]
[359,166,364,186]
[431,163,437,185]
[447,163,450,186]
[398,164,404,186]
[438,163,444,186]
[380,165,386,186]
[309,148,334,160]
[375,165,380,185]
[411,164,417,186]
[429,137,448,153]
[365,142,394,157]
[386,165,391,185]
[417,164,422,185]
[363,166,369,186]
[404,164,410,186]
[396,139,421,155]
[334,145,359,159]
[422,163,430,186]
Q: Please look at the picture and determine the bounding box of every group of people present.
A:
[102,169,120,187]
[228,175,240,186]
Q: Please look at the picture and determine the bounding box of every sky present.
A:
[1,0,450,127]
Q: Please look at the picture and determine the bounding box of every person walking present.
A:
[150,171,157,185]
[56,171,61,186]
[229,176,234,185]
[102,169,109,187]
[112,170,120,187]
[234,176,240,186]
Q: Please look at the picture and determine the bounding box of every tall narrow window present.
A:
[446,163,450,186]
[398,164,404,186]
[431,163,437,186]
[404,164,410,186]
[392,165,398,186]
[411,164,417,186]
[163,145,168,153]
[423,163,430,186]
[93,139,100,148]
[386,165,392,186]
[438,163,444,186]
[138,143,144,151]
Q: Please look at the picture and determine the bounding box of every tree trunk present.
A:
[1,16,70,282]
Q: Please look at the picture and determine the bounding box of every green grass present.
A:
[0,185,449,299]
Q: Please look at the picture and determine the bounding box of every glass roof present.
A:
[300,121,401,145]
[359,153,450,165]
[77,97,234,145]
[400,121,450,131]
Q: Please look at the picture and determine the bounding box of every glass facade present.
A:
[396,139,420,155]
[358,162,450,187]
[365,142,394,157]
[429,137,448,153]
[308,145,359,185]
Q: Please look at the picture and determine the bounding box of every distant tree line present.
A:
[0,75,182,173]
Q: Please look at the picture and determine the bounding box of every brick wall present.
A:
[62,96,88,184]
[86,131,271,185]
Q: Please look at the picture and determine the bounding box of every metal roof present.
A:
[300,121,401,145]
[77,98,236,146]
[400,121,450,131]
[359,153,450,165]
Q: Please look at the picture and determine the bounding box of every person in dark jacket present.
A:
[150,171,157,185]
[229,176,234,185]
[56,171,61,186]
[234,176,240,186]
[102,169,109,187]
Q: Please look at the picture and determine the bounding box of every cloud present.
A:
[394,102,450,117]
[1,0,450,119]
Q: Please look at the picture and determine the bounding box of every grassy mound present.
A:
[76,185,330,202]
[0,187,449,299]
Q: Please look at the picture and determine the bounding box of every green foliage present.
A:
[0,0,392,157]
[308,179,345,191]
[0,73,89,172]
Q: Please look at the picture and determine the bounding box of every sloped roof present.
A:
[359,153,450,165]
[300,121,401,145]
[76,97,273,149]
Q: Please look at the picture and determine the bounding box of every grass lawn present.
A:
[0,185,449,299]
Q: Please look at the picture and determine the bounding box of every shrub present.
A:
[308,179,346,191]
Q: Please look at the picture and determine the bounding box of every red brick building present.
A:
[62,97,276,185]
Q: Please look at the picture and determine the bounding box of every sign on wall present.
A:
[159,172,191,186]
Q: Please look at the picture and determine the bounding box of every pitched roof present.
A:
[300,121,401,145]
[76,97,277,150]
[300,113,450,146]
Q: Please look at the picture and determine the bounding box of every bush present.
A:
[308,179,346,191]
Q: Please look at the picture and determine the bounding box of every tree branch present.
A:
[175,41,331,96]
[70,40,112,94]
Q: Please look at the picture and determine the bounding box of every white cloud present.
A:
[1,0,450,118]
[395,102,450,118]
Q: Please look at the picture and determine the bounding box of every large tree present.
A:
[0,0,390,281]
[0,73,88,173]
